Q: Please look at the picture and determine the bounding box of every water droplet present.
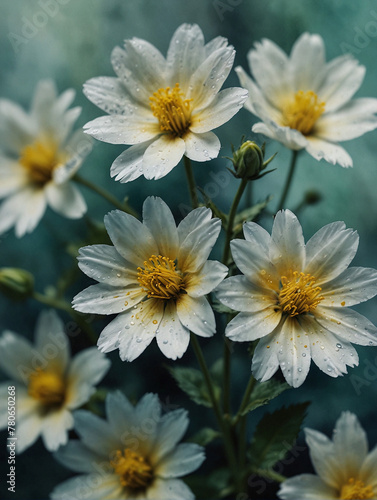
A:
[163,339,169,344]
[302,353,306,357]
[136,337,142,343]
[336,343,342,349]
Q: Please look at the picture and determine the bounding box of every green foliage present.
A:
[249,402,310,470]
[168,366,221,407]
[188,427,221,446]
[240,379,290,415]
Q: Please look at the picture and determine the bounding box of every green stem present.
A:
[183,156,199,208]
[74,174,138,217]
[190,334,240,489]
[223,338,231,415]
[253,469,287,483]
[222,177,248,265]
[276,150,299,212]
[32,291,97,344]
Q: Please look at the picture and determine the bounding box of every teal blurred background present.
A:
[1,0,377,498]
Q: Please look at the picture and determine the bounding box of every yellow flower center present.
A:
[19,139,65,185]
[278,271,324,317]
[28,369,65,407]
[149,83,192,137]
[282,90,325,135]
[340,478,374,499]
[111,449,153,490]
[137,255,184,300]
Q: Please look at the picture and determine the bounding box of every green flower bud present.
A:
[0,268,34,301]
[232,141,264,179]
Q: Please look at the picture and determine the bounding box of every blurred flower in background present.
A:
[0,80,90,237]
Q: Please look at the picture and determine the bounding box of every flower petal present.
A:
[41,408,73,451]
[51,474,123,500]
[110,141,152,183]
[289,33,326,91]
[225,308,281,342]
[54,441,103,473]
[142,135,185,180]
[156,301,190,360]
[105,391,137,437]
[147,478,195,500]
[187,260,228,298]
[321,267,377,307]
[184,131,220,162]
[45,182,86,219]
[176,294,215,337]
[252,332,281,382]
[151,409,189,464]
[305,137,352,168]
[0,330,34,383]
[83,76,134,115]
[156,443,205,478]
[74,410,119,456]
[278,473,338,500]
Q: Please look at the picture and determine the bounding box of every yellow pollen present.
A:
[282,90,325,135]
[149,83,192,137]
[340,478,374,499]
[28,369,65,407]
[19,139,65,185]
[278,271,324,317]
[137,255,184,300]
[111,449,153,490]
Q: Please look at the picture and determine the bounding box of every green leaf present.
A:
[167,366,221,407]
[185,468,232,498]
[240,379,290,415]
[188,427,221,446]
[211,300,235,315]
[233,196,272,236]
[250,402,310,470]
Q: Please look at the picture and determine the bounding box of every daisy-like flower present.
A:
[73,196,227,361]
[0,310,110,452]
[83,23,248,182]
[0,80,90,237]
[51,391,205,500]
[215,209,377,387]
[279,412,377,499]
[236,33,377,167]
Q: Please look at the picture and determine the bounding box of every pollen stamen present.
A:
[28,368,65,407]
[278,271,324,317]
[20,139,65,185]
[137,255,184,300]
[340,477,374,499]
[282,90,325,135]
[111,449,153,490]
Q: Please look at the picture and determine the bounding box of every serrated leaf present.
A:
[168,366,221,407]
[241,380,290,415]
[250,402,310,470]
[188,427,221,446]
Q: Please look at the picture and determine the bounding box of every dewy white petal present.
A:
[190,87,248,134]
[216,275,275,313]
[289,33,326,91]
[278,473,338,500]
[77,244,138,286]
[142,135,186,180]
[176,294,215,337]
[225,308,281,342]
[83,114,159,145]
[142,196,179,259]
[183,131,220,162]
[187,260,228,298]
[252,120,308,150]
[156,301,190,360]
[305,221,358,284]
[45,182,87,219]
[252,332,281,382]
[83,76,134,115]
[110,140,153,183]
[104,209,158,266]
[321,267,377,307]
[167,23,205,93]
[156,443,205,478]
[305,137,353,167]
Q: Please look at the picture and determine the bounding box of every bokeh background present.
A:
[1,0,377,498]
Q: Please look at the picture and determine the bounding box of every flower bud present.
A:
[0,268,34,300]
[230,141,276,180]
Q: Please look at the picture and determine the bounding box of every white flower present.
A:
[0,80,90,237]
[0,310,110,453]
[51,391,205,500]
[236,33,377,167]
[73,196,227,361]
[83,23,248,182]
[215,209,377,387]
[279,412,377,499]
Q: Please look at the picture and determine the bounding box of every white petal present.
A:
[184,131,220,162]
[83,76,134,115]
[167,24,205,92]
[84,114,159,145]
[0,156,29,198]
[156,302,190,360]
[0,330,34,383]
[252,118,308,150]
[156,443,205,478]
[142,197,179,259]
[243,220,271,248]
[187,260,228,297]
[270,209,306,275]
[177,207,221,273]
[278,473,338,500]
[110,141,152,183]
[316,306,377,346]
[289,33,326,91]
[143,135,185,180]
[66,347,110,409]
[305,137,353,168]
[252,332,280,382]
[151,409,189,463]
[0,99,35,155]
[72,283,144,315]
[190,87,248,134]
[316,98,377,141]
[189,47,235,110]
[51,474,123,500]
[105,390,136,437]
[321,267,377,307]
[54,441,103,473]
[74,410,119,456]
[104,209,158,266]
[147,478,194,500]
[235,66,279,118]
[204,36,228,56]
[41,409,73,451]
[0,187,46,237]
[78,244,138,286]
[16,410,44,453]
[176,294,215,337]
[34,310,69,375]
[319,55,365,112]
[360,445,377,487]
[305,221,358,284]
[46,182,86,219]
[225,308,281,342]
